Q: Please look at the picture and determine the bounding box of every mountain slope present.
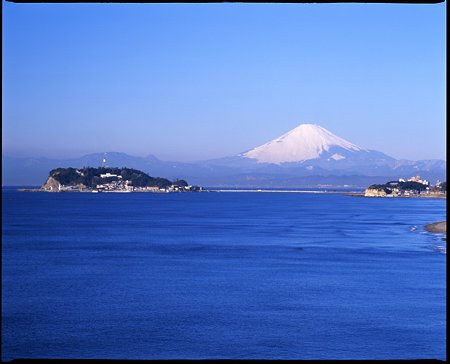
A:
[2,124,446,187]
[195,123,445,185]
[242,124,366,164]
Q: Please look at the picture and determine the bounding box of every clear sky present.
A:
[2,2,446,162]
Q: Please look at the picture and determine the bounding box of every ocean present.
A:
[1,188,446,360]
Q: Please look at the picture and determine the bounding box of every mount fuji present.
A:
[239,124,394,169]
[203,123,401,172]
[2,123,446,187]
[192,123,445,186]
[240,123,389,165]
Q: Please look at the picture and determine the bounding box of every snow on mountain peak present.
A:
[242,123,365,164]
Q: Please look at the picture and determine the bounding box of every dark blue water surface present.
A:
[2,188,446,360]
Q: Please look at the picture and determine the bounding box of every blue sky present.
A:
[2,2,446,161]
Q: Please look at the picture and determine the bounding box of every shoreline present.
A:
[353,193,446,199]
[15,188,204,194]
[209,189,359,194]
[14,187,446,198]
[424,221,446,234]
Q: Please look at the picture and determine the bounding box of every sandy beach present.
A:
[424,221,446,234]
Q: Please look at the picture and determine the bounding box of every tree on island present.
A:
[368,180,428,193]
[47,167,180,189]
[173,179,189,187]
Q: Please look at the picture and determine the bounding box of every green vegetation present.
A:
[366,178,447,198]
[172,179,189,187]
[49,167,175,189]
[368,180,428,193]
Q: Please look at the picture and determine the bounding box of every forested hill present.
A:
[47,167,188,189]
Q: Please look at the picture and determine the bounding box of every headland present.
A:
[364,176,446,199]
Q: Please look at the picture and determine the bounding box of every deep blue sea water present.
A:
[2,188,446,360]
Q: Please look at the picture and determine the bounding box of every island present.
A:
[364,176,446,198]
[34,167,203,193]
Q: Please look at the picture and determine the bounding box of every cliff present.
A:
[42,176,61,192]
[364,187,390,197]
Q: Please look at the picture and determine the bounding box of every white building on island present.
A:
[100,173,122,179]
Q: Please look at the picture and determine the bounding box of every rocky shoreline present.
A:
[425,221,446,234]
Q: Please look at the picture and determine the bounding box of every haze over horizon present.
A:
[2,2,446,162]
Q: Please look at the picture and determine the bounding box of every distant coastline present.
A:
[188,189,446,198]
[14,187,446,198]
[208,189,358,194]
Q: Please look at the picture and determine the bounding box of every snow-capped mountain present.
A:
[2,123,446,187]
[195,123,445,185]
[239,123,401,168]
[242,124,365,164]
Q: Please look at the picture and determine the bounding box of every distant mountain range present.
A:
[3,124,446,187]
